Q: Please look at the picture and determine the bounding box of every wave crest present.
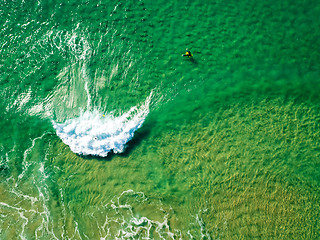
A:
[52,93,151,157]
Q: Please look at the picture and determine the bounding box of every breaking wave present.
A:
[52,93,152,157]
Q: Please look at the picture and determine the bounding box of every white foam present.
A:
[52,93,152,157]
[99,189,178,240]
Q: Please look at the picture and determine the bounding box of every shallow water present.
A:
[1,0,320,239]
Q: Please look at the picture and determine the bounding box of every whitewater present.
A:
[52,92,152,157]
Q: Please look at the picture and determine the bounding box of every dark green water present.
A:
[1,0,320,239]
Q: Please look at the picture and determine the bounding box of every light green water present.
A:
[1,0,320,239]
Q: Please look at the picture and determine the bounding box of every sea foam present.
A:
[52,94,151,157]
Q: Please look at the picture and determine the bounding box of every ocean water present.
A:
[1,0,320,239]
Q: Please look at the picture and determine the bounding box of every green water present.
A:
[1,0,320,239]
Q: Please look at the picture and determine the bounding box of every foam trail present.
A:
[52,93,152,157]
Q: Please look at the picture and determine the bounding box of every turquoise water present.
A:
[1,0,320,239]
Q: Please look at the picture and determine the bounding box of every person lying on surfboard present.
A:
[182,49,193,57]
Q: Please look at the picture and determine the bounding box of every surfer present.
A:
[182,49,192,57]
